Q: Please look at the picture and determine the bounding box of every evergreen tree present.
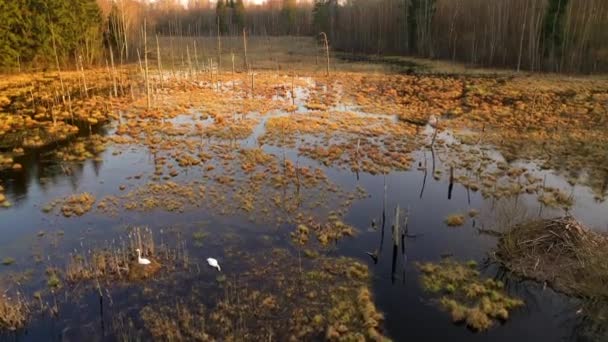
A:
[542,0,569,67]
[234,0,246,31]
[0,0,103,70]
[0,0,27,68]
[216,0,228,33]
[282,0,297,34]
[312,0,330,34]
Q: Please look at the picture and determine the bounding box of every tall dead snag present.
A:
[242,28,249,71]
[143,18,151,109]
[320,32,330,77]
[291,73,295,106]
[49,22,65,104]
[186,45,193,79]
[137,49,144,77]
[78,55,89,98]
[156,34,163,89]
[66,89,74,123]
[120,0,129,60]
[517,1,529,72]
[209,58,213,81]
[393,205,401,248]
[216,17,222,75]
[170,32,176,78]
[193,40,200,75]
[104,58,111,97]
[250,72,254,98]
[231,52,235,76]
[109,44,118,97]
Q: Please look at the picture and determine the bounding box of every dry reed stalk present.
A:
[187,45,193,79]
[78,55,88,98]
[49,22,65,104]
[109,44,118,97]
[193,40,200,75]
[320,32,330,77]
[143,19,151,109]
[216,17,221,74]
[156,34,163,88]
[242,28,249,71]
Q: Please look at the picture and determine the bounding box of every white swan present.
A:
[428,114,439,128]
[136,248,151,265]
[207,258,221,271]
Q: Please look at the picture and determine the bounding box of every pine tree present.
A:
[0,0,27,68]
[234,0,246,31]
[312,0,330,34]
[542,0,569,69]
[216,0,228,33]
[0,0,103,69]
[282,0,297,34]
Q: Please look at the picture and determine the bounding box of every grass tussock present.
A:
[496,216,608,299]
[445,214,466,227]
[0,184,10,208]
[66,226,162,284]
[0,293,29,332]
[291,213,357,247]
[2,257,15,266]
[60,192,96,217]
[417,259,524,331]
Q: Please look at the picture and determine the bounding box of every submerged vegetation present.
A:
[136,249,388,341]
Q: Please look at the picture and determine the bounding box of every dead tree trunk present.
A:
[243,28,249,72]
[49,23,65,104]
[156,34,163,88]
[217,17,222,75]
[517,1,529,72]
[143,19,151,109]
[320,32,330,77]
[109,44,118,97]
[78,55,89,98]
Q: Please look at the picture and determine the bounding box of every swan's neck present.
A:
[137,250,142,259]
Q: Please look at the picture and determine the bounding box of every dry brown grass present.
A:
[0,293,29,332]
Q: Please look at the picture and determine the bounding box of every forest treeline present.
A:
[0,0,102,69]
[0,0,606,73]
[321,0,608,73]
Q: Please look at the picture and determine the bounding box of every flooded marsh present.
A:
[1,63,608,341]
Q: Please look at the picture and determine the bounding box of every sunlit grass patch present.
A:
[538,187,574,209]
[291,213,358,247]
[59,192,96,217]
[445,214,466,227]
[417,259,523,331]
[0,292,29,332]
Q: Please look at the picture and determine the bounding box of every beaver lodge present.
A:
[496,216,608,299]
